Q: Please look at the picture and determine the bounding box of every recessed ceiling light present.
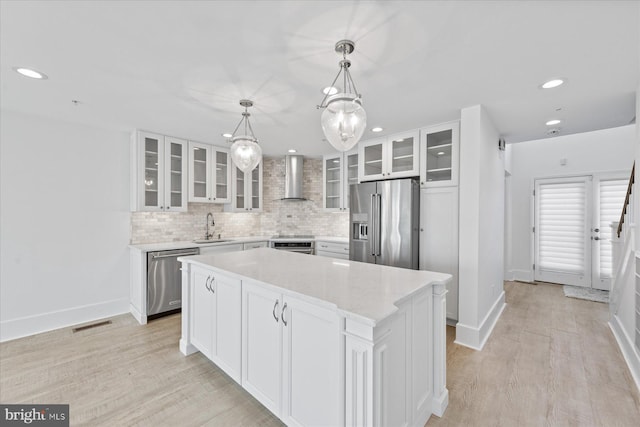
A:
[322,86,338,95]
[288,149,297,153]
[546,119,562,126]
[437,151,445,156]
[540,78,564,89]
[371,127,383,132]
[14,67,48,79]
[222,133,232,138]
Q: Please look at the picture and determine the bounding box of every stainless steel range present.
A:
[270,235,315,254]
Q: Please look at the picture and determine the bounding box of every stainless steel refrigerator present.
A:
[349,178,420,269]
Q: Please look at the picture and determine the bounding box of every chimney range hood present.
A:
[282,155,307,200]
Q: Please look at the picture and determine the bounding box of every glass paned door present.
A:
[345,152,358,206]
[534,173,628,289]
[535,177,591,287]
[325,156,342,209]
[192,146,208,199]
[425,129,452,182]
[236,166,245,209]
[216,151,228,200]
[251,165,260,209]
[391,136,414,173]
[144,137,160,208]
[363,142,383,177]
[168,141,184,208]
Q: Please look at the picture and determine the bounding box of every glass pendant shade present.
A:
[230,136,262,173]
[321,94,367,152]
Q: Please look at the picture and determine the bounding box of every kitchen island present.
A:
[179,248,450,427]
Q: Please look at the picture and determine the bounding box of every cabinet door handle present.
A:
[205,276,211,291]
[272,299,279,323]
[210,275,215,293]
[281,302,288,326]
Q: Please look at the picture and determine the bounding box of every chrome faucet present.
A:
[205,212,215,240]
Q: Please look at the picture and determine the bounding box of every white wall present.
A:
[507,125,636,281]
[456,104,506,350]
[0,110,131,341]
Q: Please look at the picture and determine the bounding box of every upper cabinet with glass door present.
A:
[131,131,187,212]
[225,161,262,212]
[358,131,419,182]
[188,142,231,203]
[323,148,358,211]
[420,121,459,188]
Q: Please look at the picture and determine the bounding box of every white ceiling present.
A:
[1,1,638,157]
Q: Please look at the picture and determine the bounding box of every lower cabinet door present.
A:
[212,272,242,383]
[190,266,214,359]
[281,296,341,427]
[241,281,282,416]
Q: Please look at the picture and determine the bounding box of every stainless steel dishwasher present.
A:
[147,248,199,318]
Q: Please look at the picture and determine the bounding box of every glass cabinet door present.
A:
[344,151,358,209]
[251,164,261,210]
[235,166,246,209]
[420,121,459,187]
[425,129,452,182]
[167,139,185,209]
[143,135,162,209]
[391,135,415,173]
[215,150,229,202]
[360,139,385,181]
[324,155,342,210]
[189,143,210,202]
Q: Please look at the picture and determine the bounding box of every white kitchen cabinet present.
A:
[226,162,262,212]
[316,240,349,259]
[199,243,243,255]
[323,148,358,211]
[188,142,231,203]
[241,280,341,425]
[358,130,419,182]
[243,241,268,250]
[131,131,188,212]
[188,265,242,382]
[420,187,459,320]
[420,121,460,188]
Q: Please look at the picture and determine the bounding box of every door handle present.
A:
[370,194,377,256]
[210,275,215,293]
[594,228,600,232]
[205,276,211,291]
[281,302,288,326]
[593,236,600,240]
[272,299,279,323]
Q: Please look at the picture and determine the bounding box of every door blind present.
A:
[537,181,586,273]
[598,179,628,277]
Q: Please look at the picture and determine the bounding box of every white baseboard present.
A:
[129,303,147,325]
[609,314,640,393]
[510,269,534,283]
[431,389,449,417]
[454,291,506,350]
[0,298,129,343]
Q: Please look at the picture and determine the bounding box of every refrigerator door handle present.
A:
[370,194,377,256]
[375,193,382,256]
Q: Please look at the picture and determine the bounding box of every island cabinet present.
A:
[188,265,242,382]
[179,249,450,427]
[241,281,341,426]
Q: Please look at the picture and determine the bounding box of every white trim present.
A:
[129,303,146,325]
[430,389,449,418]
[609,314,640,393]
[0,298,129,343]
[454,291,506,350]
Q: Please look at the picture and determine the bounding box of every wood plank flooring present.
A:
[1,281,639,426]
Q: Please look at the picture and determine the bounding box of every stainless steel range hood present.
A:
[282,155,306,200]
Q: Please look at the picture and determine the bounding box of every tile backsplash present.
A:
[130,157,349,244]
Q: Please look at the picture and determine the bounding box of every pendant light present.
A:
[229,99,262,173]
[317,40,367,152]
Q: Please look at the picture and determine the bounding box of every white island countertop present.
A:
[179,247,451,325]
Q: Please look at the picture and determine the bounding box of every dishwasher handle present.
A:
[151,251,199,260]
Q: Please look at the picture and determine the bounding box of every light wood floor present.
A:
[1,281,639,426]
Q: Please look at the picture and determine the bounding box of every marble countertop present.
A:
[179,248,451,325]
[130,235,348,252]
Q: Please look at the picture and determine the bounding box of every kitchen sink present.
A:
[193,239,232,244]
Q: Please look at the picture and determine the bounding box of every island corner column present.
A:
[431,282,449,416]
